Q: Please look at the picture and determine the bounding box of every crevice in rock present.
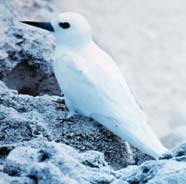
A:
[0,146,14,163]
[82,160,99,168]
[38,150,50,162]
[3,61,61,96]
[7,169,20,176]
[129,181,140,184]
[28,175,38,184]
[142,166,150,173]
[3,165,21,177]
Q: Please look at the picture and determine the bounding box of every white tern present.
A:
[21,12,168,158]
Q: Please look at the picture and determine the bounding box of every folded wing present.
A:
[57,49,167,158]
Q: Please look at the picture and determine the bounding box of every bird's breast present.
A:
[53,54,99,116]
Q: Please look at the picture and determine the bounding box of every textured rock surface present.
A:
[1,138,186,184]
[0,0,186,183]
[2,139,123,184]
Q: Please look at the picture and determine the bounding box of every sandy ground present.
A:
[53,0,186,148]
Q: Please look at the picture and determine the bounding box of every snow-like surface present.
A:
[54,0,186,147]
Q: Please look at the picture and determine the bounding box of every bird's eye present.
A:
[59,22,70,29]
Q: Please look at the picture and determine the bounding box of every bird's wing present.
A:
[92,50,168,156]
[60,51,167,157]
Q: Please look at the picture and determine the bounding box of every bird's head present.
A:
[21,12,92,49]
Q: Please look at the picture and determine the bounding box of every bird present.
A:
[21,12,168,159]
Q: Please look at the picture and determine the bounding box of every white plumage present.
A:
[22,12,168,158]
[52,12,168,158]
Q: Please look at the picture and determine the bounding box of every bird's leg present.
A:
[65,110,76,119]
[63,97,77,119]
[125,142,133,159]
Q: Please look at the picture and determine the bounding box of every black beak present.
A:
[20,21,54,32]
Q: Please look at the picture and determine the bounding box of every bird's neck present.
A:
[55,40,94,58]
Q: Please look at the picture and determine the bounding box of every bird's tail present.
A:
[119,120,168,159]
[92,114,168,159]
[129,130,168,159]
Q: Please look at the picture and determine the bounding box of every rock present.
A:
[1,139,186,184]
[120,159,186,184]
[3,139,117,184]
[0,172,33,184]
[0,0,186,183]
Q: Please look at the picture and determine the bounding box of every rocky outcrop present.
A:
[0,0,186,183]
[1,135,186,184]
